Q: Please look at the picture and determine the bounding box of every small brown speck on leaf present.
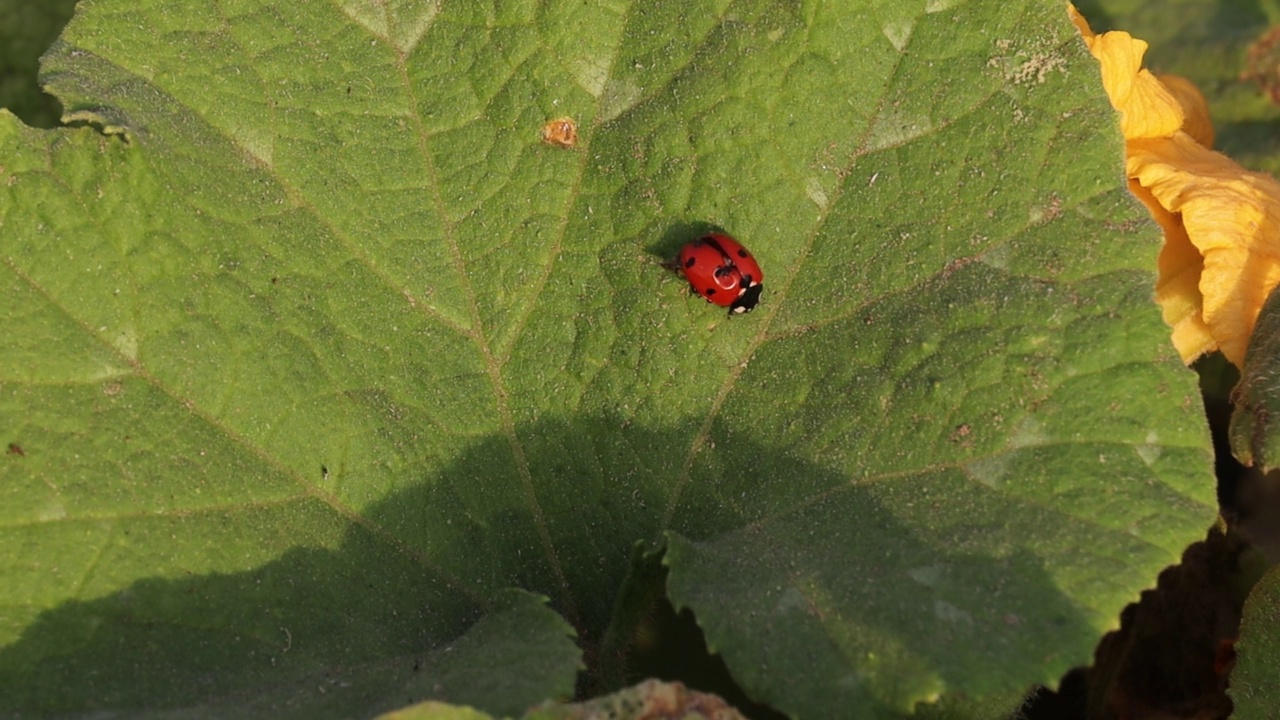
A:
[541,117,579,148]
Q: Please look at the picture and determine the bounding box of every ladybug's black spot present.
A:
[704,288,716,297]
[684,257,696,268]
[736,248,749,258]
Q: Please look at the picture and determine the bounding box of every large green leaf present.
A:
[1,0,1216,717]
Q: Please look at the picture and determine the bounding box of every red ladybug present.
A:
[676,233,764,314]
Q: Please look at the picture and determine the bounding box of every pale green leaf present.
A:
[1232,286,1280,468]
[1231,565,1280,720]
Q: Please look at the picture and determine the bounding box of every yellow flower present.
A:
[1071,4,1280,367]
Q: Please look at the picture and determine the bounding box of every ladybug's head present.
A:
[729,283,763,314]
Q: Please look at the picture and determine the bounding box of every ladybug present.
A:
[676,232,764,314]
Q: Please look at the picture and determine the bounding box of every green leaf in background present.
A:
[1,0,1217,718]
[1232,285,1280,468]
[0,0,75,128]
[1230,564,1280,720]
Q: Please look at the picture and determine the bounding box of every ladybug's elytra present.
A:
[676,232,764,314]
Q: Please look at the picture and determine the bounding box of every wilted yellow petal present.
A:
[1158,73,1214,148]
[1127,179,1216,362]
[1072,2,1280,367]
[1088,31,1184,140]
[1128,133,1280,366]
[1067,4,1094,41]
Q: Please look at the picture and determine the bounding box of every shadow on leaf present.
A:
[2,414,1098,718]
